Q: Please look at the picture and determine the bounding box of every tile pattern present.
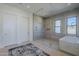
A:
[9,43,49,56]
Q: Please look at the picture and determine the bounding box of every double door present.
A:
[0,13,29,47]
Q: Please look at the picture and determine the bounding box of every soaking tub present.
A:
[59,36,79,55]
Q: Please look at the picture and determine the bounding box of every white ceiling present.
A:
[6,3,79,18]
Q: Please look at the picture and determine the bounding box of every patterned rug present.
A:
[9,43,49,56]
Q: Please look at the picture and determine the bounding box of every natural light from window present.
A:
[55,20,61,33]
[67,16,76,35]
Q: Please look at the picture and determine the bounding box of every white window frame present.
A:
[66,16,77,35]
[55,20,61,33]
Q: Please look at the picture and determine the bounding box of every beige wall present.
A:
[33,15,44,40]
[44,8,79,40]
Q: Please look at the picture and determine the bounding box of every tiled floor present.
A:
[32,38,71,56]
[0,38,72,56]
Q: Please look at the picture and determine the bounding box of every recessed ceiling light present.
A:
[67,3,71,5]
[26,5,30,8]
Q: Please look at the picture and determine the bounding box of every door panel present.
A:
[2,13,17,46]
[0,14,3,47]
[17,16,29,43]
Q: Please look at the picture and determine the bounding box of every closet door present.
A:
[0,13,3,47]
[2,13,17,46]
[17,16,29,43]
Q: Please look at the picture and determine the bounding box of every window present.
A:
[55,20,61,33]
[67,16,76,35]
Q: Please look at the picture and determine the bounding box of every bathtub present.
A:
[59,36,79,55]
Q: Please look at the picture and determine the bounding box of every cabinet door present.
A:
[17,16,29,43]
[2,13,17,46]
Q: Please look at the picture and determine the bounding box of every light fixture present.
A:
[67,3,71,6]
[26,5,30,8]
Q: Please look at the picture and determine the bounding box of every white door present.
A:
[0,14,3,47]
[17,16,29,43]
[2,13,17,46]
